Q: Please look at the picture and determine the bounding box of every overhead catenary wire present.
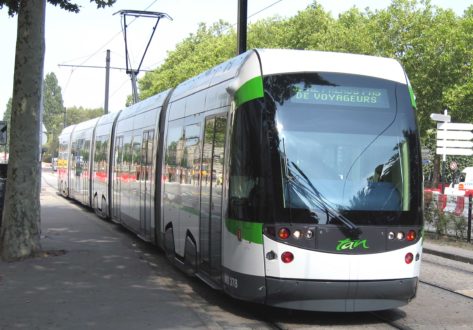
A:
[115,9,172,104]
[58,64,153,72]
[73,0,160,67]
[58,0,289,109]
[59,0,287,71]
[58,0,160,108]
[58,0,159,91]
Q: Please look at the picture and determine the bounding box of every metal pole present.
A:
[63,107,67,128]
[104,49,111,114]
[441,109,448,194]
[131,70,139,104]
[441,160,446,194]
[468,195,472,243]
[237,0,247,55]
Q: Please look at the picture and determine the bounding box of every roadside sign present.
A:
[450,161,458,171]
[432,110,473,157]
[430,113,451,122]
[436,140,473,148]
[436,148,473,156]
[437,130,473,141]
[421,148,431,161]
[437,123,473,131]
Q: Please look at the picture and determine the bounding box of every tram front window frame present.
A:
[228,72,422,227]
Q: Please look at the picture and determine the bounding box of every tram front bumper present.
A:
[265,276,418,312]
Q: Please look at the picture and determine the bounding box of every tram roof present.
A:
[72,117,99,133]
[170,49,407,103]
[256,49,407,84]
[117,91,169,122]
[96,110,121,127]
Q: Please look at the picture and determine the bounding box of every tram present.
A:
[57,49,423,312]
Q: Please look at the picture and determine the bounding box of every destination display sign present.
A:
[291,85,390,108]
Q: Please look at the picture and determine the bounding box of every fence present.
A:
[424,190,472,242]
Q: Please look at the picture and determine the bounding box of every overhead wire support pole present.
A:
[114,10,172,105]
[104,50,111,114]
[237,0,248,55]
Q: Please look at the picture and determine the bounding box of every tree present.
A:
[43,73,64,134]
[42,72,65,161]
[65,106,103,126]
[442,5,473,123]
[0,0,115,261]
[0,0,46,261]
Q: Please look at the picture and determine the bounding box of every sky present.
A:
[0,0,472,117]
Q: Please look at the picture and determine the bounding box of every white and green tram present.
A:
[58,49,423,312]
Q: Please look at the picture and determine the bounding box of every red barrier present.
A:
[438,194,447,211]
[455,196,465,216]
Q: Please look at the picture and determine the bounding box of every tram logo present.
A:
[336,238,369,251]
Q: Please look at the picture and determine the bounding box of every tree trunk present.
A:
[0,0,46,261]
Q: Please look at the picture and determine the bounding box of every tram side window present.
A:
[73,139,84,176]
[140,130,154,182]
[115,136,124,177]
[184,124,201,185]
[82,139,90,175]
[123,135,133,175]
[70,141,77,173]
[213,117,226,187]
[132,134,142,180]
[58,140,68,167]
[165,126,184,183]
[229,102,264,221]
[94,135,108,174]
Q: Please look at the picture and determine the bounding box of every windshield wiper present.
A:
[288,161,361,236]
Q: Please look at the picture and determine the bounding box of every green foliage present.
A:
[42,72,64,157]
[65,106,103,126]
[326,8,375,54]
[139,21,236,100]
[424,196,469,239]
[137,0,473,182]
[247,17,287,49]
[0,0,116,16]
[282,2,335,50]
[449,213,467,239]
[424,197,449,237]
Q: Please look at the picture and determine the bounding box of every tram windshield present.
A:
[227,72,422,226]
[266,73,421,225]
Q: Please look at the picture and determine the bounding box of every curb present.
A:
[423,247,473,265]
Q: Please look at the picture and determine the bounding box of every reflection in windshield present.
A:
[281,130,407,212]
[284,159,360,232]
[267,73,413,219]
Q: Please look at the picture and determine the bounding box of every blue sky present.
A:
[0,0,471,116]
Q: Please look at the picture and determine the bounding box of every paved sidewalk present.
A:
[0,174,221,330]
[423,239,473,264]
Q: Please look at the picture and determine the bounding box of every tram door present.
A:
[139,130,154,239]
[200,116,227,281]
[112,136,124,220]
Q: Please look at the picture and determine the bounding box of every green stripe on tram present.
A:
[225,218,264,244]
[408,85,417,109]
[234,76,264,107]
